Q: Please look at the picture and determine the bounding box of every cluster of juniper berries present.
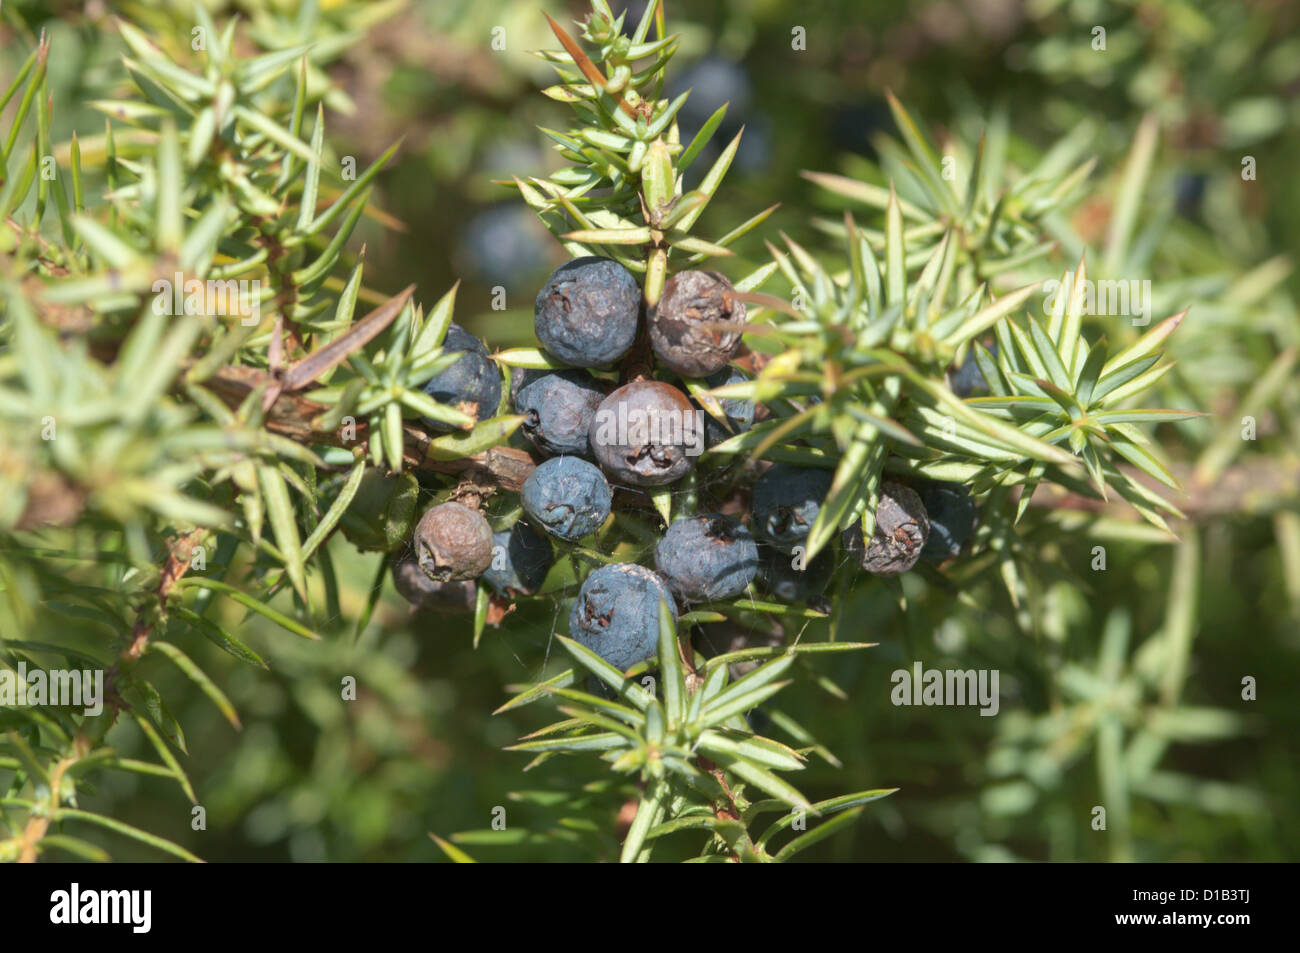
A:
[385,256,978,672]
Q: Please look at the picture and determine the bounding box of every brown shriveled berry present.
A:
[841,481,930,575]
[648,270,746,378]
[413,501,494,582]
[589,380,700,486]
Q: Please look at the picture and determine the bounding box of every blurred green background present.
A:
[3,0,1298,861]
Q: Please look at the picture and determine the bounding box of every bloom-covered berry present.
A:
[751,464,833,553]
[520,456,612,541]
[913,480,977,560]
[699,366,754,449]
[420,323,502,431]
[758,544,834,603]
[648,270,745,378]
[841,481,930,575]
[590,380,700,486]
[569,563,677,671]
[511,368,606,458]
[391,549,476,612]
[481,521,554,595]
[534,256,640,368]
[654,514,758,602]
[413,501,495,582]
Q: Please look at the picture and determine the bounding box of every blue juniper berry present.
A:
[520,456,612,542]
[420,323,502,431]
[481,521,555,595]
[511,368,606,458]
[654,513,759,602]
[569,563,677,671]
[911,479,977,560]
[751,464,834,554]
[535,256,641,368]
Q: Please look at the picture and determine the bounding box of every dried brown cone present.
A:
[842,481,931,575]
[590,380,699,486]
[413,501,494,582]
[648,270,745,378]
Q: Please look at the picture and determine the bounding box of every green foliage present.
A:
[0,0,506,860]
[512,0,775,306]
